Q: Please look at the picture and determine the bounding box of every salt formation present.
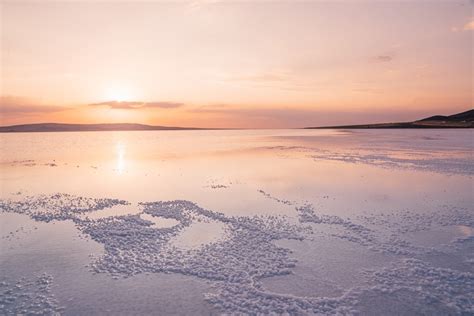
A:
[7,159,36,167]
[1,193,473,314]
[362,258,474,315]
[357,207,474,234]
[310,150,474,175]
[6,160,60,168]
[258,190,295,205]
[0,193,129,222]
[0,274,61,315]
[297,204,420,255]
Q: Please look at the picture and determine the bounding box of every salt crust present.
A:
[1,193,473,315]
[0,274,61,316]
[310,150,474,175]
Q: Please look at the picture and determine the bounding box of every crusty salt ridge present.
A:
[0,273,62,315]
[255,190,473,313]
[0,193,129,222]
[359,258,474,315]
[356,206,474,234]
[4,159,62,168]
[258,189,295,205]
[1,193,473,314]
[296,204,422,256]
[259,188,473,256]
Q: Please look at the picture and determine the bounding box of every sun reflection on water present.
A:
[116,143,126,174]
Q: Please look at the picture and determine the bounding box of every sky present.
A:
[0,0,472,128]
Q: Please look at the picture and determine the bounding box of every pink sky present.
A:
[1,1,472,128]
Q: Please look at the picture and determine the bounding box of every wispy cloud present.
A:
[0,96,69,114]
[145,102,185,109]
[451,18,474,32]
[227,72,290,83]
[463,19,474,30]
[223,70,320,91]
[89,101,185,110]
[372,55,393,63]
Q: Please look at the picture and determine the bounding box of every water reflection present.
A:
[0,129,471,215]
[115,142,126,174]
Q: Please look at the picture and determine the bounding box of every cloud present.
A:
[228,72,290,83]
[451,19,474,32]
[90,101,143,109]
[373,55,393,63]
[145,102,185,109]
[463,20,474,30]
[223,71,322,91]
[89,101,185,110]
[0,96,69,114]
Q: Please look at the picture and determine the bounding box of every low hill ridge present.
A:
[0,123,203,133]
[306,109,473,129]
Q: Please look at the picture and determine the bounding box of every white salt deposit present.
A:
[0,194,128,223]
[258,189,295,205]
[1,193,472,314]
[0,274,62,315]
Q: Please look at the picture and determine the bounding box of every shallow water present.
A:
[0,129,473,315]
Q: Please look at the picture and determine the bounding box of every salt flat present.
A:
[0,129,473,315]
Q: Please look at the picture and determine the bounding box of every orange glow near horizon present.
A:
[105,87,134,103]
[0,1,472,128]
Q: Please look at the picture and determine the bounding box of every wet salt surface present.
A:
[404,225,474,248]
[0,273,61,315]
[0,129,473,315]
[172,220,227,249]
[276,129,474,176]
[139,213,180,229]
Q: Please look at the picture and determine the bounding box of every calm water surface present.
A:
[0,129,473,315]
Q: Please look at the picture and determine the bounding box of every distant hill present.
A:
[0,123,204,133]
[306,109,474,129]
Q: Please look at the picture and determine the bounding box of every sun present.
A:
[105,85,134,102]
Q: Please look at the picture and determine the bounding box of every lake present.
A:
[1,129,473,315]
